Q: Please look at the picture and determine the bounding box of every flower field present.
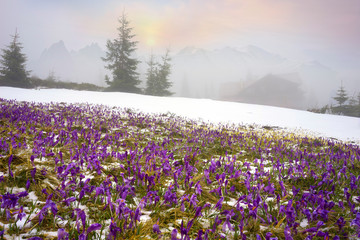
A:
[0,98,359,239]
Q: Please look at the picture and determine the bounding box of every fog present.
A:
[1,0,360,110]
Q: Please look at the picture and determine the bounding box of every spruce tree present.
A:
[333,82,348,107]
[0,30,31,88]
[102,13,141,93]
[144,53,158,95]
[145,50,173,96]
[157,49,173,96]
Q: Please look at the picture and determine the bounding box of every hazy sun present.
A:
[146,37,156,47]
[135,15,161,48]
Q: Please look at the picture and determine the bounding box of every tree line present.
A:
[0,13,173,97]
[309,83,360,117]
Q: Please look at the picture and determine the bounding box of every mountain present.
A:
[170,46,339,108]
[29,42,339,109]
[30,41,106,86]
[31,41,74,81]
[71,43,106,86]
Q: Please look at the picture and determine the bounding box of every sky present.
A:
[1,0,360,61]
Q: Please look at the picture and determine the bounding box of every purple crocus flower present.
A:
[215,197,224,210]
[8,154,13,178]
[78,233,86,240]
[26,179,31,190]
[63,197,76,206]
[108,218,122,239]
[351,212,360,237]
[15,206,26,221]
[58,228,69,240]
[86,223,102,235]
[153,221,161,234]
[171,228,178,240]
[31,167,36,182]
[195,181,202,195]
[265,232,278,240]
[284,225,293,240]
[189,194,198,208]
[336,217,346,231]
[264,183,275,195]
[222,209,235,231]
[212,216,222,233]
[196,229,204,240]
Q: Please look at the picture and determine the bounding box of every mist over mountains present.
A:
[29,41,340,109]
[29,41,106,87]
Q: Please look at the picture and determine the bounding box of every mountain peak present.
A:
[41,40,69,56]
[177,46,206,55]
[50,40,67,50]
[76,43,104,58]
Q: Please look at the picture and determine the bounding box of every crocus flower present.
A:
[58,228,69,240]
[222,209,235,231]
[15,206,26,221]
[195,181,202,195]
[153,221,161,234]
[189,194,198,208]
[31,168,36,182]
[171,228,178,240]
[26,179,31,190]
[215,197,224,210]
[108,218,122,239]
[8,154,13,178]
[284,225,293,240]
[86,223,102,235]
[336,217,346,231]
[212,216,223,233]
[264,183,275,195]
[351,212,360,237]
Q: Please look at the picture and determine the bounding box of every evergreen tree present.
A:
[356,92,360,117]
[333,82,348,107]
[157,49,173,96]
[145,50,173,96]
[0,30,31,88]
[144,53,158,95]
[102,13,141,93]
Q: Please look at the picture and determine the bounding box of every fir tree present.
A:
[145,49,173,96]
[333,82,348,107]
[157,49,173,96]
[144,53,158,95]
[0,30,31,88]
[102,13,141,93]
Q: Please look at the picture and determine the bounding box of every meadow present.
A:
[0,98,359,239]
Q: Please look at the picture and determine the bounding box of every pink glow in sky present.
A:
[0,0,359,63]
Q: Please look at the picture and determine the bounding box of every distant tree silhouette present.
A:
[333,82,348,107]
[309,84,360,117]
[102,12,141,93]
[144,53,157,95]
[145,49,173,96]
[0,30,31,88]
